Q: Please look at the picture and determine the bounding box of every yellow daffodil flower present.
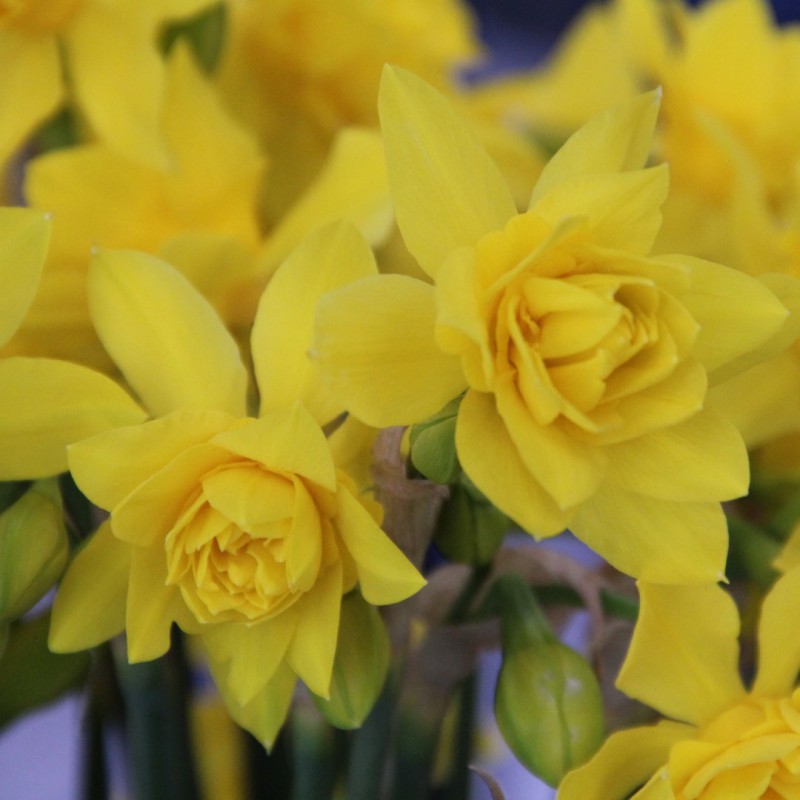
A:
[559,571,800,799]
[313,67,794,584]
[48,222,424,746]
[0,0,214,168]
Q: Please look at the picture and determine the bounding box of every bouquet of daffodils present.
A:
[3,1,800,798]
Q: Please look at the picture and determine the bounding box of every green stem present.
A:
[443,675,476,800]
[290,700,338,800]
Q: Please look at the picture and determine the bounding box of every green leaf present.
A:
[409,397,461,484]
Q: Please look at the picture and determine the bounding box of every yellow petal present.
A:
[285,479,324,593]
[201,610,298,707]
[209,658,296,751]
[313,274,466,426]
[0,208,50,348]
[0,31,63,164]
[287,561,343,698]
[378,65,516,278]
[0,357,146,480]
[68,409,234,512]
[662,255,791,381]
[532,166,668,256]
[125,543,190,662]
[335,484,426,605]
[257,127,393,277]
[456,390,571,538]
[570,486,728,583]
[64,4,169,166]
[529,90,661,208]
[495,376,604,510]
[88,249,247,417]
[752,567,800,697]
[604,407,749,501]
[617,582,745,725]
[49,521,129,652]
[211,406,337,491]
[558,721,693,800]
[253,221,378,425]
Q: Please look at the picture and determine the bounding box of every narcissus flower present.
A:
[48,223,424,745]
[0,0,214,167]
[559,571,800,799]
[313,67,795,583]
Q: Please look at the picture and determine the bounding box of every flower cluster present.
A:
[2,1,800,798]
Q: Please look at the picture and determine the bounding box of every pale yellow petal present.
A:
[661,255,790,381]
[0,31,63,163]
[0,208,50,348]
[253,221,378,425]
[530,90,661,208]
[570,486,728,583]
[68,409,234,511]
[49,522,129,653]
[532,166,668,256]
[313,274,466,426]
[211,406,337,491]
[456,390,571,538]
[257,127,393,277]
[558,721,693,800]
[617,582,745,725]
[287,561,343,698]
[201,610,298,707]
[604,407,749,501]
[285,480,323,593]
[752,567,800,697]
[88,249,247,417]
[65,4,169,166]
[0,357,146,480]
[379,65,516,278]
[335,484,426,605]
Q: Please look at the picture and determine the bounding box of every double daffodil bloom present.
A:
[0,0,214,168]
[48,222,424,745]
[559,571,800,798]
[313,67,794,583]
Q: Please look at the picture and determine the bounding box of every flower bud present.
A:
[313,591,390,729]
[408,397,460,484]
[492,575,604,787]
[0,480,68,623]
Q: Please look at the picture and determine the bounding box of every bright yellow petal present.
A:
[558,721,693,800]
[529,90,661,208]
[0,357,146,480]
[257,127,393,278]
[253,221,378,425]
[662,255,791,381]
[378,65,516,278]
[456,390,571,538]
[68,409,234,511]
[604,407,749,501]
[287,561,343,699]
[211,406,337,492]
[335,484,426,605]
[201,610,298,707]
[0,31,63,163]
[532,166,668,256]
[49,521,129,652]
[495,376,604,509]
[617,582,745,725]
[313,274,466,426]
[209,658,296,751]
[570,486,728,583]
[0,208,50,348]
[88,249,247,417]
[752,567,800,697]
[64,4,169,166]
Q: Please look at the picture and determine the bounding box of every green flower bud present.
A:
[435,478,509,565]
[492,575,604,787]
[408,397,461,484]
[0,480,69,623]
[313,592,390,729]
